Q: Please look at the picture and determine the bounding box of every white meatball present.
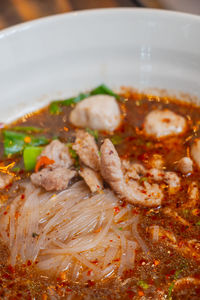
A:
[144,109,187,138]
[191,139,200,169]
[69,95,121,131]
[177,157,193,174]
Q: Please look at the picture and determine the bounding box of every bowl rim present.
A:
[0,7,200,40]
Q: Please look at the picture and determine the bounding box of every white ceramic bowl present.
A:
[159,0,200,14]
[0,8,200,123]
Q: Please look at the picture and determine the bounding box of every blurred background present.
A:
[0,0,200,30]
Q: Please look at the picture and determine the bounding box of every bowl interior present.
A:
[0,8,200,123]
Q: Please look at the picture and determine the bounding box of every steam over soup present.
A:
[0,85,200,299]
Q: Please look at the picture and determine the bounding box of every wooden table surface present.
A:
[0,0,146,30]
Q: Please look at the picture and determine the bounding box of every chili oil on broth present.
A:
[0,88,200,299]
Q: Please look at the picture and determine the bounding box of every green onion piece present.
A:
[137,280,149,290]
[168,269,182,299]
[3,130,48,156]
[11,126,44,133]
[146,141,153,148]
[139,177,148,184]
[12,166,21,173]
[196,220,200,226]
[52,136,59,140]
[67,143,79,168]
[86,128,99,141]
[90,84,120,100]
[118,227,123,231]
[182,209,189,217]
[49,102,62,115]
[111,135,123,145]
[61,93,89,106]
[23,146,43,171]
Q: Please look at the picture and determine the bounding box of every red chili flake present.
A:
[15,211,20,219]
[7,283,15,289]
[178,241,185,247]
[125,136,136,142]
[21,194,25,200]
[3,211,7,215]
[109,150,114,155]
[35,156,55,172]
[139,259,147,265]
[127,290,135,299]
[162,118,170,123]
[91,259,98,264]
[166,269,176,279]
[132,208,139,215]
[87,270,92,276]
[87,280,95,287]
[17,293,22,297]
[7,265,15,274]
[121,201,127,207]
[114,206,120,214]
[138,290,144,296]
[110,240,113,242]
[27,260,32,266]
[2,273,12,280]
[5,182,13,189]
[114,258,120,262]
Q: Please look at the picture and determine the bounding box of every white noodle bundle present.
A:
[0,180,143,281]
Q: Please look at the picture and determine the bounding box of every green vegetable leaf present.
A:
[62,93,89,106]
[49,102,62,115]
[12,166,21,173]
[86,128,99,141]
[111,135,123,145]
[67,143,79,168]
[23,146,43,171]
[3,130,48,156]
[11,126,44,134]
[168,269,182,299]
[138,280,149,290]
[90,84,120,100]
[196,220,200,226]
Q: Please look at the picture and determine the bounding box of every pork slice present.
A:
[73,130,100,171]
[40,140,73,168]
[31,166,76,191]
[79,166,103,193]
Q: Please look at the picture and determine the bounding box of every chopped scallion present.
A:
[137,280,149,290]
[110,135,123,145]
[3,130,48,156]
[11,126,44,134]
[86,128,99,141]
[23,146,43,171]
